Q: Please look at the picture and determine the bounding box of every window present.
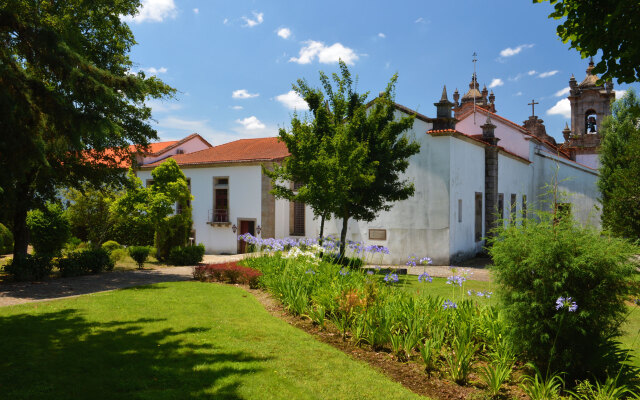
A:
[369,229,387,240]
[475,192,483,242]
[176,149,184,154]
[498,193,504,222]
[458,199,462,223]
[292,201,305,236]
[522,195,527,220]
[145,179,154,188]
[555,202,572,223]
[585,109,598,134]
[510,194,517,223]
[213,177,229,223]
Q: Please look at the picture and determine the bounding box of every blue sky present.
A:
[126,0,635,145]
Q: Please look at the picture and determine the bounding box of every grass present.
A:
[0,281,428,400]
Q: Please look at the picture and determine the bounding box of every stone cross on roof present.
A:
[528,99,539,117]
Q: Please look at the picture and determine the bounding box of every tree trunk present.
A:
[12,180,33,259]
[339,210,349,258]
[319,213,326,246]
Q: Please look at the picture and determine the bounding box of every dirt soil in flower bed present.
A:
[246,286,529,400]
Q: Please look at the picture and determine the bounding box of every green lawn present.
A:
[0,281,427,400]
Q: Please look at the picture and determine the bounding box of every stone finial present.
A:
[453,88,460,105]
[441,85,449,102]
[489,90,495,104]
[562,122,571,141]
[481,115,497,141]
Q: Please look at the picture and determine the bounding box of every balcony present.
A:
[208,209,231,226]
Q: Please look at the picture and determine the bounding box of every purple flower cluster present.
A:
[555,296,578,312]
[446,275,466,287]
[338,268,349,276]
[418,272,433,283]
[366,245,390,254]
[443,300,457,310]
[305,269,315,275]
[366,270,375,275]
[467,290,492,298]
[384,273,399,283]
[419,256,433,265]
[406,254,418,267]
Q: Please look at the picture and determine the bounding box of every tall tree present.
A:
[534,0,640,83]
[271,61,419,256]
[0,0,175,259]
[597,88,640,239]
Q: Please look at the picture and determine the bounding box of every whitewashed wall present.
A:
[137,164,264,254]
[447,137,485,263]
[497,152,533,228]
[456,114,531,160]
[575,153,599,170]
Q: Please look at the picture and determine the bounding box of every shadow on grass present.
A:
[0,309,269,399]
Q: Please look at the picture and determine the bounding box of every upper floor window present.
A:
[213,177,229,222]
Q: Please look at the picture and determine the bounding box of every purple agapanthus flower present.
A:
[406,254,417,267]
[339,268,349,276]
[555,296,578,312]
[446,275,466,287]
[305,269,315,275]
[366,270,374,275]
[419,256,433,265]
[418,272,432,283]
[443,300,457,310]
[467,290,474,296]
[384,273,399,283]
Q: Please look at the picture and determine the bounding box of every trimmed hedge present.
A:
[167,244,205,266]
[193,262,262,288]
[0,223,13,254]
[101,240,122,253]
[5,255,52,281]
[26,203,70,258]
[58,249,114,277]
[128,246,150,269]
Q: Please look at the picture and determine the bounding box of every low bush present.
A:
[58,248,114,277]
[0,223,14,254]
[168,244,205,266]
[128,246,150,269]
[193,262,262,288]
[109,248,128,264]
[26,203,70,258]
[101,240,122,253]
[5,255,53,281]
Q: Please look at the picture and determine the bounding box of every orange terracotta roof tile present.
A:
[141,137,289,168]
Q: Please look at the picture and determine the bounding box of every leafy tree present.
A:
[598,89,640,239]
[65,184,120,246]
[534,0,640,83]
[26,203,70,258]
[110,170,156,246]
[0,0,175,259]
[272,61,419,256]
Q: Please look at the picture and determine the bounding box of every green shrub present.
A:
[167,244,205,266]
[111,217,154,247]
[26,203,70,258]
[154,215,191,262]
[0,223,14,254]
[109,248,128,264]
[488,208,639,380]
[5,255,53,281]
[58,248,114,277]
[128,246,150,269]
[101,240,122,253]
[148,247,157,259]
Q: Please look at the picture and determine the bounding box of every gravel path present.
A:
[0,254,492,307]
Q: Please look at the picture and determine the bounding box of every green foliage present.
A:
[58,249,114,277]
[534,1,640,83]
[520,364,565,400]
[0,223,13,254]
[101,241,122,253]
[128,246,150,270]
[26,203,70,258]
[0,0,175,259]
[488,205,639,379]
[269,61,419,254]
[598,89,640,240]
[109,248,128,264]
[4,255,52,281]
[167,244,205,266]
[569,377,639,400]
[479,362,512,397]
[65,184,119,246]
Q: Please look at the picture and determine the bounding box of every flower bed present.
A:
[193,262,262,288]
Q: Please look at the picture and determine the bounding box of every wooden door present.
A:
[238,220,255,253]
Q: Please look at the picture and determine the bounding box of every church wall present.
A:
[456,116,530,160]
[497,154,533,227]
[448,138,486,263]
[310,117,453,265]
[575,153,599,169]
[532,150,601,228]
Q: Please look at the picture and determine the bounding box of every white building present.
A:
[135,64,608,264]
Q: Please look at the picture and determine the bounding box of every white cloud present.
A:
[124,0,177,23]
[615,89,627,99]
[275,90,309,110]
[378,32,386,38]
[528,70,537,76]
[547,98,571,118]
[193,8,199,14]
[236,116,266,130]
[289,40,358,65]
[514,91,523,96]
[231,105,244,110]
[539,70,559,78]
[141,66,168,75]
[154,115,273,146]
[499,44,534,58]
[277,27,291,39]
[232,89,259,99]
[555,87,570,97]
[242,11,263,27]
[489,78,504,88]
[147,99,182,113]
[415,17,425,23]
[223,18,229,24]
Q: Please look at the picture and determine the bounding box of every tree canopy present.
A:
[534,0,640,83]
[597,88,640,239]
[0,0,175,258]
[269,61,419,255]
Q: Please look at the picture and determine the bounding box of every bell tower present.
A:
[563,58,615,164]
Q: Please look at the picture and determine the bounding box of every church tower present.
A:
[562,58,615,165]
[453,73,496,118]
